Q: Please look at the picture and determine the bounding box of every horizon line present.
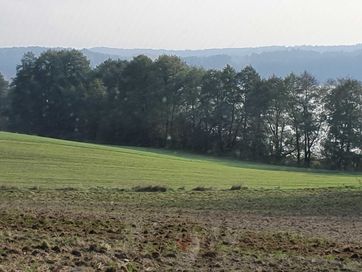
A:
[1,43,362,51]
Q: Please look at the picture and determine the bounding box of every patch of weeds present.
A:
[163,241,178,256]
[89,186,106,192]
[125,262,137,272]
[55,187,78,192]
[132,185,167,192]
[0,247,6,255]
[56,236,80,247]
[192,186,212,191]
[215,242,231,253]
[344,185,357,189]
[272,250,290,259]
[230,185,242,190]
[24,263,40,272]
[324,254,337,261]
[105,266,117,272]
[88,243,111,253]
[113,187,126,192]
[70,249,81,257]
[0,185,19,192]
[230,184,248,190]
[37,240,50,251]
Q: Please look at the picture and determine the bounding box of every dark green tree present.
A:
[172,67,204,149]
[324,79,362,170]
[121,55,159,146]
[265,76,294,162]
[198,69,224,152]
[81,77,106,140]
[238,66,268,161]
[153,55,189,147]
[0,72,9,129]
[8,52,37,133]
[10,50,92,139]
[220,65,243,152]
[93,59,128,143]
[286,72,325,167]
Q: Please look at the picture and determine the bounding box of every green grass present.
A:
[0,131,361,189]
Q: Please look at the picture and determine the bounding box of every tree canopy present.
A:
[3,50,362,170]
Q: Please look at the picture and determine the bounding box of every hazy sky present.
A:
[1,0,362,49]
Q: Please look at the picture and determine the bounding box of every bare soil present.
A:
[0,187,362,271]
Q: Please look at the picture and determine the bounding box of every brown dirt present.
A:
[0,188,361,271]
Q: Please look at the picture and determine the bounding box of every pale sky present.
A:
[1,0,362,49]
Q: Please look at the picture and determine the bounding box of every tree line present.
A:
[0,50,361,170]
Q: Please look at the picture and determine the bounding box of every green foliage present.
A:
[0,72,9,129]
[324,79,362,170]
[5,50,362,170]
[9,50,95,139]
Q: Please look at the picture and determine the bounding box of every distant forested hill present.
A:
[0,47,120,80]
[1,45,362,81]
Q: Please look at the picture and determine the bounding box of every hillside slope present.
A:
[0,132,360,189]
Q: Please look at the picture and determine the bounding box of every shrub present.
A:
[230,185,241,190]
[192,186,211,191]
[230,185,248,190]
[132,185,167,192]
[55,187,78,191]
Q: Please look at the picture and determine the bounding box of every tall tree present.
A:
[238,66,268,161]
[10,50,92,138]
[265,76,294,162]
[93,59,128,143]
[198,69,224,152]
[0,72,9,129]
[8,52,37,133]
[286,72,325,167]
[284,73,303,164]
[121,55,159,146]
[154,55,189,147]
[220,65,243,151]
[172,67,204,149]
[81,77,107,140]
[324,79,362,170]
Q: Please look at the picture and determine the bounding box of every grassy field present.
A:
[0,131,361,189]
[1,132,362,271]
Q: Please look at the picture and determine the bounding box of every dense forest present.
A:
[0,50,361,170]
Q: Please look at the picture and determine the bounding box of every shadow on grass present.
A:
[121,146,362,178]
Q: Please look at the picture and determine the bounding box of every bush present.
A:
[230,185,248,190]
[132,185,167,192]
[55,187,78,191]
[230,185,241,190]
[192,186,211,191]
